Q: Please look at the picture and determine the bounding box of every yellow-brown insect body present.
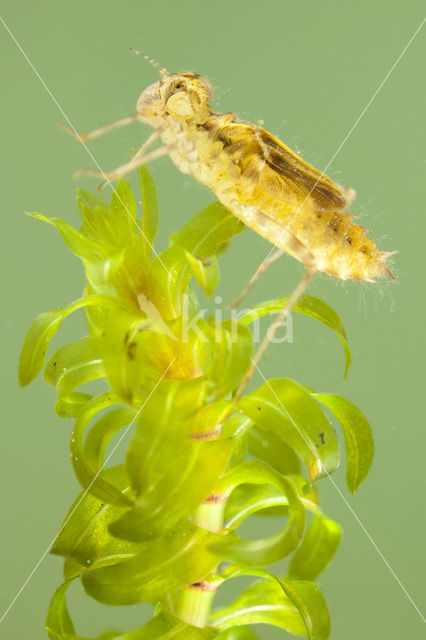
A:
[137,71,394,282]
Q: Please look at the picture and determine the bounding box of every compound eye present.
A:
[165,92,194,117]
[164,78,188,99]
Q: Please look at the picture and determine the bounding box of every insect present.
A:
[64,54,395,401]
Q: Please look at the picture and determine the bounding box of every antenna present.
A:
[129,48,169,77]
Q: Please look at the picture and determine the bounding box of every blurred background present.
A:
[1,1,425,638]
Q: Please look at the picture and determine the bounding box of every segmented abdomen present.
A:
[224,181,394,282]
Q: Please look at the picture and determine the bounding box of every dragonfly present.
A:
[63,53,395,403]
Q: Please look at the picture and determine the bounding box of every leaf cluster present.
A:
[19,169,374,639]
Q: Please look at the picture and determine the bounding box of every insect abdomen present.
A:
[227,183,394,282]
[300,210,395,281]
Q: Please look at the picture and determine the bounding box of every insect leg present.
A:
[75,138,175,190]
[58,115,140,142]
[232,267,316,406]
[228,249,285,309]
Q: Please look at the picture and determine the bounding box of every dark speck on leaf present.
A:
[53,362,56,367]
[127,342,137,360]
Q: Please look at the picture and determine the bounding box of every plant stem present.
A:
[177,499,225,627]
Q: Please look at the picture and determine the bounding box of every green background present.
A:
[1,1,425,638]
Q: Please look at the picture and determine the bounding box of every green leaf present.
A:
[247,425,301,476]
[217,629,259,640]
[85,251,126,295]
[139,165,159,252]
[224,477,320,531]
[240,294,351,380]
[18,294,123,386]
[239,378,340,484]
[47,580,218,639]
[44,337,105,399]
[313,393,374,494]
[173,201,244,256]
[54,392,92,418]
[78,202,125,249]
[77,183,137,252]
[210,461,306,565]
[120,381,232,539]
[288,515,342,580]
[214,569,330,640]
[122,612,219,639]
[190,400,233,440]
[278,578,330,640]
[70,392,134,506]
[46,581,79,640]
[99,307,156,403]
[211,578,305,636]
[76,187,108,213]
[208,320,253,399]
[110,180,137,222]
[126,380,204,498]
[111,437,232,541]
[185,251,219,297]
[83,407,137,470]
[82,520,225,605]
[149,202,244,318]
[63,558,83,581]
[52,466,139,570]
[28,212,105,261]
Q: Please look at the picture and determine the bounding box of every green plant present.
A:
[19,168,374,639]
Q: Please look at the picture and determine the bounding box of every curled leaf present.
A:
[82,521,225,605]
[240,294,351,380]
[18,294,122,386]
[313,393,374,494]
[213,568,330,640]
[211,578,305,635]
[288,515,342,580]
[224,477,320,531]
[185,251,219,297]
[210,461,306,565]
[247,425,301,476]
[44,337,105,400]
[110,437,232,541]
[278,578,330,640]
[47,580,218,639]
[54,392,92,418]
[239,378,340,484]
[51,466,138,569]
[70,392,133,506]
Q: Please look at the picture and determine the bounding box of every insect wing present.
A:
[257,127,347,211]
